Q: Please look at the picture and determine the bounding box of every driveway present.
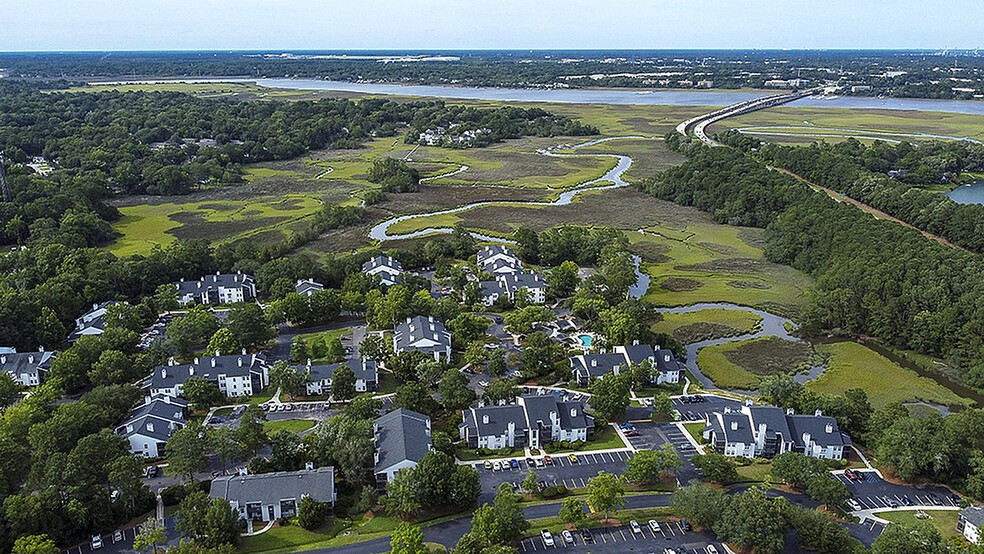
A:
[265,318,366,361]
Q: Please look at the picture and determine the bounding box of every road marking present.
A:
[579,477,587,488]
[619,528,627,541]
[870,520,878,531]
[600,531,606,543]
[587,500,596,513]
[520,539,528,551]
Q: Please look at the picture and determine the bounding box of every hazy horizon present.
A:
[1,0,981,52]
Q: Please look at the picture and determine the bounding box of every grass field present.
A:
[651,309,763,345]
[697,337,814,390]
[709,106,984,143]
[263,419,317,434]
[879,510,965,544]
[295,327,352,364]
[807,342,973,409]
[682,422,706,444]
[109,194,325,256]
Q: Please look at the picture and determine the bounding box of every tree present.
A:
[209,427,242,472]
[298,496,328,530]
[394,382,435,415]
[471,484,529,547]
[0,372,21,408]
[623,444,682,484]
[691,453,739,484]
[650,393,673,421]
[464,340,489,367]
[290,337,309,363]
[558,497,586,527]
[390,522,428,554]
[202,498,241,548]
[519,331,556,378]
[226,302,276,351]
[331,363,356,401]
[384,468,421,519]
[598,249,637,301]
[713,487,787,554]
[359,334,391,363]
[236,404,267,456]
[871,521,948,554]
[11,535,58,554]
[181,376,224,410]
[439,369,475,411]
[309,289,341,323]
[547,261,580,299]
[309,414,374,486]
[132,517,167,553]
[504,306,554,335]
[483,380,520,404]
[806,474,851,508]
[269,360,306,400]
[771,452,824,490]
[449,313,491,346]
[34,308,66,350]
[787,506,858,554]
[325,336,346,363]
[588,373,631,422]
[279,292,312,325]
[521,470,538,493]
[167,307,220,359]
[176,491,211,541]
[758,374,803,410]
[486,348,508,378]
[204,329,240,356]
[167,422,209,482]
[670,481,726,530]
[586,471,626,523]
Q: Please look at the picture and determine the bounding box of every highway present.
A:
[678,90,817,146]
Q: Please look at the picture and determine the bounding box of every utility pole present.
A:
[0,151,11,203]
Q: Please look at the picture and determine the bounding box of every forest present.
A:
[648,136,984,389]
[716,130,984,252]
[0,81,594,249]
[3,50,984,99]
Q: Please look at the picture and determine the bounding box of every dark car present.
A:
[580,529,594,543]
[679,519,692,531]
[902,496,912,506]
[952,493,962,504]
[931,494,943,506]
[147,465,159,478]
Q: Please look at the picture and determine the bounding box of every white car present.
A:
[479,380,490,387]
[649,519,661,533]
[493,461,502,471]
[847,499,862,511]
[630,520,642,534]
[707,546,720,554]
[561,530,574,544]
[535,458,545,468]
[91,535,103,550]
[541,529,554,547]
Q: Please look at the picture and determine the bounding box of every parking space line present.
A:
[599,531,606,543]
[579,477,586,488]
[870,520,878,531]
[619,528,627,541]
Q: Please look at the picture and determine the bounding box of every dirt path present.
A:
[775,168,973,254]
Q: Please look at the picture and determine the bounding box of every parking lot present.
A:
[672,394,741,422]
[835,470,961,511]
[473,451,634,503]
[517,522,724,553]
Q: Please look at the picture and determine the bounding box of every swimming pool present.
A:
[578,334,593,347]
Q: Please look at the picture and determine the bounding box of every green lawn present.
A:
[734,461,772,483]
[295,328,352,364]
[879,510,965,544]
[263,419,317,434]
[696,337,813,390]
[682,422,706,445]
[455,446,526,462]
[240,519,349,553]
[652,309,763,345]
[806,342,973,410]
[582,426,629,451]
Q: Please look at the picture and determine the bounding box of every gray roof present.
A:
[295,279,324,295]
[476,245,516,263]
[961,506,984,527]
[118,398,187,442]
[482,258,523,273]
[374,409,432,473]
[0,350,55,379]
[520,394,561,429]
[709,411,755,444]
[150,354,265,389]
[462,404,528,437]
[500,272,546,291]
[654,349,684,373]
[394,316,451,353]
[480,280,507,297]
[618,343,656,365]
[210,467,335,505]
[787,414,851,449]
[300,359,378,383]
[175,273,254,296]
[362,256,403,273]
[558,400,591,429]
[572,353,627,379]
[747,406,792,442]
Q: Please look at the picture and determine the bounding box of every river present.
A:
[247,78,984,115]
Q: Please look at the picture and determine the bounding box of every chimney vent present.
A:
[814,409,823,417]
[482,414,489,424]
[730,421,739,431]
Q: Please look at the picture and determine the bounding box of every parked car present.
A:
[112,530,123,543]
[625,429,640,437]
[888,499,900,508]
[952,493,962,504]
[679,519,692,531]
[931,494,944,505]
[707,546,719,554]
[902,496,912,506]
[846,499,862,511]
[537,480,547,492]
[580,529,594,543]
[568,454,579,464]
[509,459,519,469]
[663,549,679,554]
[535,458,545,468]
[544,455,553,465]
[643,398,653,407]
[484,460,493,470]
[526,457,535,467]
[649,519,661,533]
[493,461,502,471]
[561,530,574,544]
[91,535,103,550]
[630,520,642,534]
[844,469,859,480]
[147,466,159,478]
[540,529,554,547]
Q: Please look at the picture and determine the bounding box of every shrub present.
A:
[541,484,568,499]
[298,496,329,531]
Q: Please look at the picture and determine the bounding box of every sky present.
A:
[0,0,980,52]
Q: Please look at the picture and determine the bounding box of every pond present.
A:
[947,180,984,205]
